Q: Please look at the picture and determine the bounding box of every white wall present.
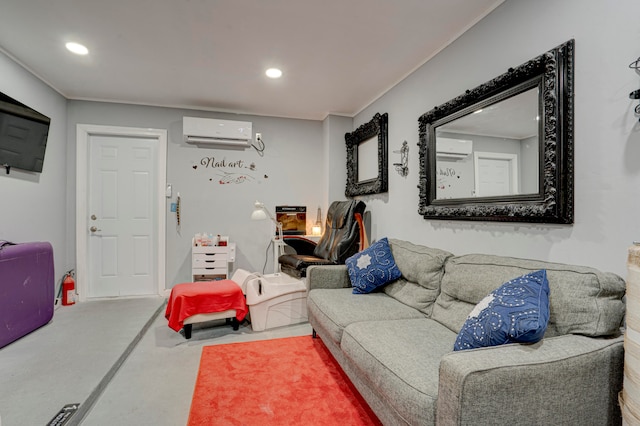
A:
[348,0,640,277]
[5,0,639,290]
[0,51,69,285]
[324,114,352,202]
[66,101,325,287]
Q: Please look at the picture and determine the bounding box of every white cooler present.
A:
[245,273,308,331]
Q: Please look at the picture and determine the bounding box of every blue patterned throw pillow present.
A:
[454,269,550,351]
[347,237,402,294]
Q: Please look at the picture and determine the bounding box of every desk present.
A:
[272,235,320,273]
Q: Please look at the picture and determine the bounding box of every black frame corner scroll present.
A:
[345,112,389,197]
[418,39,574,224]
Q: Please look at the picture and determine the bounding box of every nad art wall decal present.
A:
[436,165,461,196]
[192,155,266,185]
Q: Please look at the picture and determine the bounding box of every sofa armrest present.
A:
[437,334,624,426]
[306,265,350,291]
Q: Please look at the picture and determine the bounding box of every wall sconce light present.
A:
[393,141,409,177]
[629,57,640,121]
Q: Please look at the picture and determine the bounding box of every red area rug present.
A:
[187,335,381,426]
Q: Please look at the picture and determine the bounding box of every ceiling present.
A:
[0,0,504,121]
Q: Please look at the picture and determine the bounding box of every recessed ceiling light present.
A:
[66,42,89,55]
[265,68,282,79]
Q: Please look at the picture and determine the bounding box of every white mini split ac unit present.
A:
[436,137,473,160]
[183,117,252,148]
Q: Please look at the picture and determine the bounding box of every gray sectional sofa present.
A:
[306,238,626,426]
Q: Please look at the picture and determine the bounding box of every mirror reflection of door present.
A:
[474,152,518,197]
[357,136,378,183]
[434,87,539,200]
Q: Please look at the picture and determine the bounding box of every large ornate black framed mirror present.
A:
[346,112,388,197]
[418,39,574,223]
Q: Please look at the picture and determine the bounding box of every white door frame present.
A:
[473,151,519,197]
[76,124,167,301]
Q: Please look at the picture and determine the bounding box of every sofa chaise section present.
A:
[437,334,623,425]
[306,238,626,426]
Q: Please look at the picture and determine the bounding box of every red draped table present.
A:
[165,280,248,338]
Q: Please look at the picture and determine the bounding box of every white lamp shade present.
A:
[251,209,268,220]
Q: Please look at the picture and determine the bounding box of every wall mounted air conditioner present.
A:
[183,117,252,148]
[436,137,473,160]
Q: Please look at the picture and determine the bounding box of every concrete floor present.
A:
[0,297,312,426]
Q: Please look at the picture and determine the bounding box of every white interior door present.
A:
[474,152,518,197]
[89,135,157,297]
[77,125,167,300]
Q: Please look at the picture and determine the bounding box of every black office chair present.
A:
[278,200,366,278]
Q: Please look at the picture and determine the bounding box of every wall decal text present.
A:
[201,156,245,169]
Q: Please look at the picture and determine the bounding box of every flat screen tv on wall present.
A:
[0,91,50,173]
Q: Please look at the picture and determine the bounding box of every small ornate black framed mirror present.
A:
[418,39,574,223]
[345,112,389,197]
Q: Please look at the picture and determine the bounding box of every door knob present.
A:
[90,226,101,232]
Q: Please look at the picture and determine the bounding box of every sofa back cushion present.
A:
[384,239,453,315]
[431,254,625,338]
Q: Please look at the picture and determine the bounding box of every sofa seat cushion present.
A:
[383,239,453,315]
[341,318,457,425]
[432,254,626,337]
[307,288,425,346]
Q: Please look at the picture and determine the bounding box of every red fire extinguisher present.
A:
[62,272,76,306]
